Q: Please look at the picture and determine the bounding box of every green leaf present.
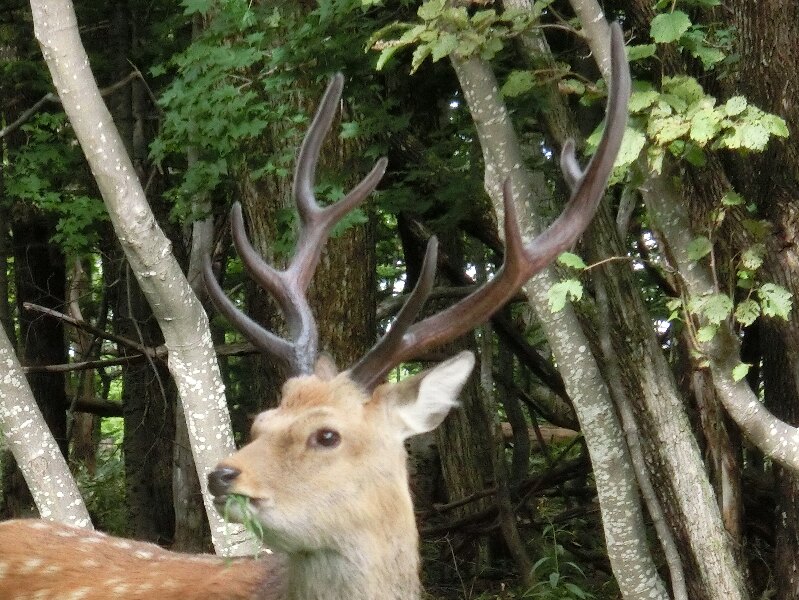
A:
[689,108,722,144]
[742,218,770,240]
[410,43,433,73]
[182,0,213,16]
[397,23,426,45]
[628,87,660,113]
[689,44,726,69]
[700,293,734,324]
[734,299,760,326]
[375,45,401,71]
[557,252,587,270]
[758,283,793,320]
[616,127,647,167]
[682,142,707,166]
[470,9,497,28]
[548,279,584,312]
[686,236,713,261]
[741,243,765,271]
[738,122,770,151]
[666,297,683,321]
[650,11,692,44]
[418,0,445,20]
[663,76,705,104]
[431,32,458,62]
[721,191,744,206]
[479,36,504,61]
[696,324,718,342]
[731,363,751,382]
[762,113,789,137]
[558,79,586,95]
[723,96,747,116]
[627,44,657,62]
[650,115,690,144]
[501,71,537,98]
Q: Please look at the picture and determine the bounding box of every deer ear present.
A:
[376,351,475,440]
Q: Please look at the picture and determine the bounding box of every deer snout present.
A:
[208,466,241,497]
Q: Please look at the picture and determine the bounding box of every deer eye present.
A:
[308,428,341,449]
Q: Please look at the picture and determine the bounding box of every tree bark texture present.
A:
[116,268,176,543]
[28,0,256,555]
[720,3,799,596]
[12,213,68,457]
[0,321,91,526]
[237,67,376,403]
[508,6,745,593]
[448,48,668,599]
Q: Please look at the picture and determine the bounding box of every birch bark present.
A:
[0,325,91,527]
[28,0,257,555]
[448,43,668,600]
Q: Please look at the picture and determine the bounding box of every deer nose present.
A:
[208,466,241,496]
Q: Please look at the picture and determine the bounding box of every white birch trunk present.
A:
[0,325,91,527]
[447,47,669,600]
[27,0,257,556]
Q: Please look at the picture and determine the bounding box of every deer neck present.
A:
[282,491,421,600]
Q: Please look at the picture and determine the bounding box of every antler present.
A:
[202,74,387,376]
[347,22,631,389]
[204,22,629,388]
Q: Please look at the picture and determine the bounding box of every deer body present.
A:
[0,22,629,600]
[0,520,284,599]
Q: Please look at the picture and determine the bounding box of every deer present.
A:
[0,22,629,600]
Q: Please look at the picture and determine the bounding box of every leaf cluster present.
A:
[151,0,406,224]
[666,191,792,379]
[648,1,730,70]
[586,76,789,179]
[4,113,107,256]
[369,0,550,73]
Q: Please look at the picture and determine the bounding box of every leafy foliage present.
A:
[587,76,789,176]
[4,114,107,255]
[369,0,548,72]
[151,0,407,224]
[649,3,729,69]
[523,523,596,599]
[74,418,129,535]
[650,11,692,44]
[671,190,792,346]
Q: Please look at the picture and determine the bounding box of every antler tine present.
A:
[348,237,438,389]
[202,252,295,367]
[204,74,388,375]
[291,73,388,290]
[349,21,630,390]
[559,139,581,190]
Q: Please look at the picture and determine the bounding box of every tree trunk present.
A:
[720,3,799,596]
[448,46,668,598]
[5,211,69,517]
[13,212,68,456]
[29,0,256,555]
[237,70,376,400]
[66,259,99,475]
[0,317,91,526]
[116,266,176,543]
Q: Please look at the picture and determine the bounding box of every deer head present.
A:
[201,22,630,600]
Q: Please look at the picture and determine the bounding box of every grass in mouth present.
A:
[223,493,266,552]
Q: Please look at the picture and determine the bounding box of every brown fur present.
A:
[0,520,285,599]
